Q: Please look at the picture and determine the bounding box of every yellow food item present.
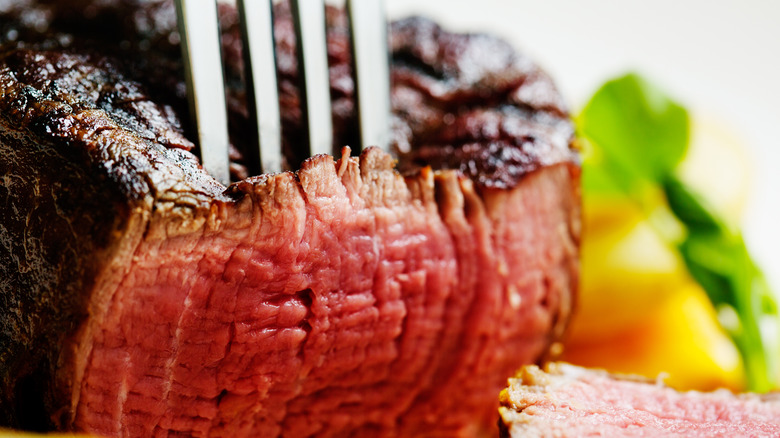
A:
[563,283,745,391]
[564,196,744,391]
[568,197,689,342]
[564,118,751,391]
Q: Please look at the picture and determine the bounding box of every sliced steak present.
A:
[499,363,780,437]
[0,1,580,436]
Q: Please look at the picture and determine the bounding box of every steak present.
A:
[0,1,580,436]
[499,363,780,437]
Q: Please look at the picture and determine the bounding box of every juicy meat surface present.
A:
[0,1,580,436]
[499,363,780,438]
[75,152,578,437]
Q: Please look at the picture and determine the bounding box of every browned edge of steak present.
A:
[0,45,228,428]
[0,0,577,183]
[0,99,135,429]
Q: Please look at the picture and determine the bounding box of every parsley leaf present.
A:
[579,73,779,392]
[579,73,689,189]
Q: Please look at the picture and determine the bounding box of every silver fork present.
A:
[174,0,391,186]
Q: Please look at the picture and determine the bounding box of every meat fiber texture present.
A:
[499,363,780,438]
[0,1,580,436]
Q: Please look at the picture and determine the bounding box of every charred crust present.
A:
[387,17,576,187]
[0,42,219,429]
[0,1,577,188]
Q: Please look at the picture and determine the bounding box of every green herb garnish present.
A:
[578,73,779,392]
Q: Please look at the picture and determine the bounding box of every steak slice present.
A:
[499,363,780,438]
[0,1,580,436]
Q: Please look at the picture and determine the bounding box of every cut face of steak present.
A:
[499,363,780,438]
[0,1,580,436]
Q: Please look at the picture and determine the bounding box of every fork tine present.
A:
[174,0,231,185]
[347,0,391,152]
[237,0,282,174]
[290,0,333,158]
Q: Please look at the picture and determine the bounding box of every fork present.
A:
[174,0,391,186]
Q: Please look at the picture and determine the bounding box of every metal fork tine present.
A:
[176,0,390,181]
[237,0,282,174]
[347,0,391,152]
[174,0,231,185]
[290,0,333,158]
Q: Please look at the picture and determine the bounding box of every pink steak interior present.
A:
[74,150,579,436]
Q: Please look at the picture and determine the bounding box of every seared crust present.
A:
[389,16,576,188]
[0,46,225,427]
[0,0,577,184]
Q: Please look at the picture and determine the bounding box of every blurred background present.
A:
[382,0,780,390]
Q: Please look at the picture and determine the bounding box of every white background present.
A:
[385,0,780,294]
